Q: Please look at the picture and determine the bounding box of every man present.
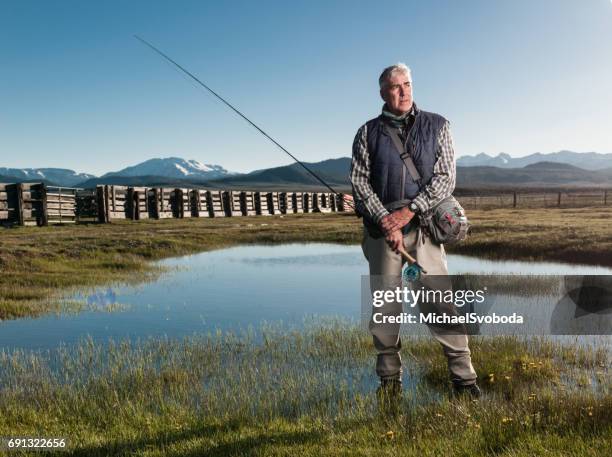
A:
[350,63,480,399]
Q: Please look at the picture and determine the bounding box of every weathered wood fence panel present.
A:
[97,185,130,222]
[45,186,77,224]
[255,192,272,215]
[313,192,333,213]
[0,183,17,224]
[126,187,150,220]
[149,188,173,219]
[223,191,242,217]
[190,189,212,218]
[302,192,310,213]
[240,191,257,216]
[329,192,338,212]
[206,190,225,217]
[279,192,289,214]
[15,183,46,226]
[290,192,304,213]
[170,188,192,219]
[267,192,282,215]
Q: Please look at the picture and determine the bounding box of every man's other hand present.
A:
[380,207,414,236]
[385,230,404,254]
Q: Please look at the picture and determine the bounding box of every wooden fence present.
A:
[458,190,611,209]
[0,183,78,226]
[2,182,609,227]
[0,184,335,226]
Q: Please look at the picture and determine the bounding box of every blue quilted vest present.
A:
[364,104,447,235]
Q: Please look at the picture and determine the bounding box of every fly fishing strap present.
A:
[383,123,421,184]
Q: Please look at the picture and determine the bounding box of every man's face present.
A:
[380,72,413,115]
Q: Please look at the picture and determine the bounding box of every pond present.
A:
[1,243,612,351]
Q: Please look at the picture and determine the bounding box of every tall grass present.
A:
[0,322,609,456]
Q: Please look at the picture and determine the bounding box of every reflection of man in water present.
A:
[350,63,479,399]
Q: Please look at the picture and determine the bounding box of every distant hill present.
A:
[206,158,352,190]
[457,162,612,188]
[457,150,612,170]
[0,175,62,187]
[0,174,25,184]
[0,168,93,187]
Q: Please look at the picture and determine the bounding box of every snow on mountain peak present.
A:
[187,159,212,172]
[174,163,191,175]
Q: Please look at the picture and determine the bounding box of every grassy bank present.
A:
[0,323,609,456]
[451,206,612,266]
[1,207,611,319]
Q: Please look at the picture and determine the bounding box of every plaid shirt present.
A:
[349,107,456,224]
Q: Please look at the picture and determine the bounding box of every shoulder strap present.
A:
[383,123,422,183]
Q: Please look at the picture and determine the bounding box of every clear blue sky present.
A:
[2,0,611,175]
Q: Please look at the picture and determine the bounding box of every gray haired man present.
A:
[350,63,480,398]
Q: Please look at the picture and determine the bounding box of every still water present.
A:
[2,243,612,351]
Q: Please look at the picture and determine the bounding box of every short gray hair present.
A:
[378,63,412,89]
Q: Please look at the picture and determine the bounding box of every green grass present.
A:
[0,323,609,456]
[451,206,612,266]
[1,208,612,320]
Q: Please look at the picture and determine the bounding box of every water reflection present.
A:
[0,243,611,351]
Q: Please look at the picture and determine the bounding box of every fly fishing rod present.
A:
[134,35,353,208]
[134,36,429,278]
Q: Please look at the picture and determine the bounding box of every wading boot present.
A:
[452,382,481,399]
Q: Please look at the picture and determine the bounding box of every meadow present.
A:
[0,322,609,456]
[0,208,610,455]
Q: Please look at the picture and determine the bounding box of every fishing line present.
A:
[132,37,428,277]
[134,35,353,208]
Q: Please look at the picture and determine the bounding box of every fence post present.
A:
[15,183,24,226]
[557,192,562,207]
[513,192,517,208]
[605,190,608,206]
[95,186,106,223]
[40,184,48,226]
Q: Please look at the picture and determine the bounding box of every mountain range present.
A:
[0,167,95,187]
[102,157,231,180]
[456,150,612,170]
[2,151,612,190]
[455,161,612,189]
